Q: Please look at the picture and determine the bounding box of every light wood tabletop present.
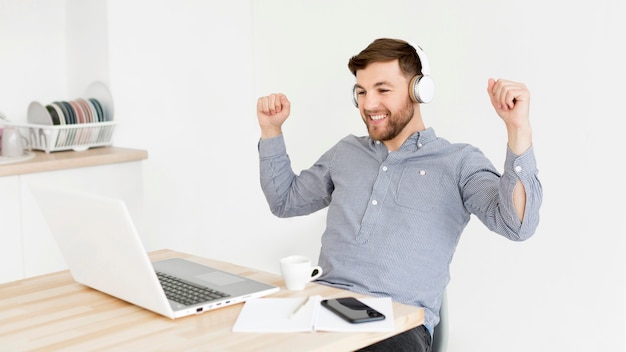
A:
[0,249,424,351]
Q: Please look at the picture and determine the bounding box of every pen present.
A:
[289,296,312,319]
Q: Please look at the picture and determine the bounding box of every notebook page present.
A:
[232,296,321,333]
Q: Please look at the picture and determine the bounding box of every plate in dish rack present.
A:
[27,102,53,125]
[83,81,114,122]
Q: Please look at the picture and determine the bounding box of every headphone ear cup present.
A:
[352,85,359,108]
[410,74,435,104]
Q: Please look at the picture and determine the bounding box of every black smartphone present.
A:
[320,297,386,324]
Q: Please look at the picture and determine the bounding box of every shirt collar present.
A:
[397,127,439,151]
[368,127,437,151]
[414,127,437,147]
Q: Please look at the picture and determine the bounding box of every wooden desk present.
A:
[0,250,424,351]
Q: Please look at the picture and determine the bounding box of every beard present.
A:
[364,98,415,141]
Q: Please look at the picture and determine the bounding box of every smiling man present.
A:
[352,60,424,151]
[256,38,542,351]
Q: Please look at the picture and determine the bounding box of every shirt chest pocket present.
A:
[395,167,445,211]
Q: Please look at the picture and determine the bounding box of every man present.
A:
[256,38,542,351]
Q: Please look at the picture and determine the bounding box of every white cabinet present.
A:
[0,148,147,284]
[0,176,23,283]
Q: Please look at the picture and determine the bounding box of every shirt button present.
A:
[419,170,426,176]
[418,143,423,148]
[515,166,522,173]
[375,141,381,145]
[371,200,378,206]
[382,166,388,172]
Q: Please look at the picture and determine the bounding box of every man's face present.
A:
[354,60,415,142]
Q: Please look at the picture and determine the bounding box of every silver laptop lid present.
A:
[30,184,175,318]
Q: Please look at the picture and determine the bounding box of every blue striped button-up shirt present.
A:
[259,127,542,332]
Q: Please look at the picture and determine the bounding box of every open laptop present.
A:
[30,184,279,319]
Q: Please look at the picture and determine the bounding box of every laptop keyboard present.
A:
[156,271,230,306]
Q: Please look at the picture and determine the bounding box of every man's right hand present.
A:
[257,93,291,139]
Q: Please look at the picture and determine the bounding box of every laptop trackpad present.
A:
[196,272,245,286]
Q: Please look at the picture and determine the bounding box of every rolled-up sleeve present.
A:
[500,146,543,240]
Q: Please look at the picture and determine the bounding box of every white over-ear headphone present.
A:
[352,43,434,107]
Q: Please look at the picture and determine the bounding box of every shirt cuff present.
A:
[504,145,538,183]
[258,134,286,158]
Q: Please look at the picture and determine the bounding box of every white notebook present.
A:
[232,296,394,333]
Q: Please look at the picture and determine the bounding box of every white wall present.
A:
[1,0,624,350]
[0,0,67,117]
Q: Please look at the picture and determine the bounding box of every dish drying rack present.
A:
[2,121,117,153]
[2,81,117,153]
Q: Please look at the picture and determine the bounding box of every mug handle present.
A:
[22,134,31,151]
[309,266,323,281]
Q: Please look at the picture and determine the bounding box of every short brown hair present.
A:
[348,38,421,78]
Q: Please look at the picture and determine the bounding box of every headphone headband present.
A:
[414,44,431,76]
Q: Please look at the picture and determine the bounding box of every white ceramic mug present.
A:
[280,255,323,290]
[1,127,28,157]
